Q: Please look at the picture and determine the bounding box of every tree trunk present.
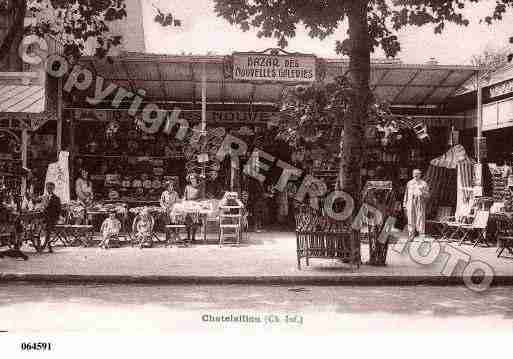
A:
[0,0,27,68]
[340,0,371,203]
[339,1,371,263]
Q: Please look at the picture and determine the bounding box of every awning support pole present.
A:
[21,129,28,195]
[56,78,63,153]
[201,62,207,134]
[476,71,483,164]
[201,62,208,196]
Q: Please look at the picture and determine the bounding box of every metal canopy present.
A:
[0,72,55,131]
[80,53,479,106]
[0,72,45,113]
[0,84,44,113]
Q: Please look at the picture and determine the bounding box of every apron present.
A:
[404,179,429,238]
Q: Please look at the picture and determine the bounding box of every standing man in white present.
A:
[403,169,430,240]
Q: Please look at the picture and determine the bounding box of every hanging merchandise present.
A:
[132,177,142,188]
[106,120,120,139]
[108,189,120,200]
[142,174,153,190]
[448,126,459,146]
[236,126,255,137]
[376,120,400,147]
[413,122,429,141]
[152,178,162,189]
[121,176,131,189]
[85,138,99,154]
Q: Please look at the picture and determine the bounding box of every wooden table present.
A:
[170,201,217,242]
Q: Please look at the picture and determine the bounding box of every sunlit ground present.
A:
[1,284,512,333]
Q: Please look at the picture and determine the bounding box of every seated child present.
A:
[99,211,121,249]
[133,208,154,248]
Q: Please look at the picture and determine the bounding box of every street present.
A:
[1,284,512,333]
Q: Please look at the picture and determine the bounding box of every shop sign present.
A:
[489,79,513,98]
[207,111,273,123]
[232,52,316,82]
[77,111,275,124]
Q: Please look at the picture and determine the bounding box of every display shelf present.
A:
[76,154,185,160]
[314,174,338,178]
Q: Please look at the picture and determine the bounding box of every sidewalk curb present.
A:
[2,273,513,286]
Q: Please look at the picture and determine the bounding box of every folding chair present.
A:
[439,211,474,242]
[494,213,513,258]
[219,206,242,246]
[426,206,453,238]
[456,210,490,247]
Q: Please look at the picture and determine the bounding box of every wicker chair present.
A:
[295,206,360,270]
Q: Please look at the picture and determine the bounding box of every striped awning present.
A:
[430,144,474,169]
[0,84,45,113]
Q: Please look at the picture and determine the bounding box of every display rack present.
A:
[491,172,510,202]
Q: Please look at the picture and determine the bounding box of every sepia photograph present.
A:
[0,0,512,356]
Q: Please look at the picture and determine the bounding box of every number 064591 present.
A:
[20,342,53,351]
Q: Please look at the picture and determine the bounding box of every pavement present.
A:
[2,284,512,333]
[1,231,513,285]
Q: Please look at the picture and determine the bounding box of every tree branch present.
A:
[0,0,27,64]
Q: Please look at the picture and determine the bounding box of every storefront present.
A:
[481,66,513,161]
[58,50,478,227]
[448,62,513,204]
[0,71,60,198]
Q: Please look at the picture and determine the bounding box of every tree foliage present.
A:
[0,0,181,62]
[274,76,354,149]
[213,0,513,58]
[471,44,513,72]
[274,76,418,162]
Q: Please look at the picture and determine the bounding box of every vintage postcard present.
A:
[1,0,512,356]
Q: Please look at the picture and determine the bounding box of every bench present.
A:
[296,230,360,270]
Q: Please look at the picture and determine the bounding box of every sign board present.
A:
[232,52,316,82]
[482,103,498,131]
[498,98,513,127]
[45,151,70,203]
[489,79,513,98]
[78,111,276,124]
